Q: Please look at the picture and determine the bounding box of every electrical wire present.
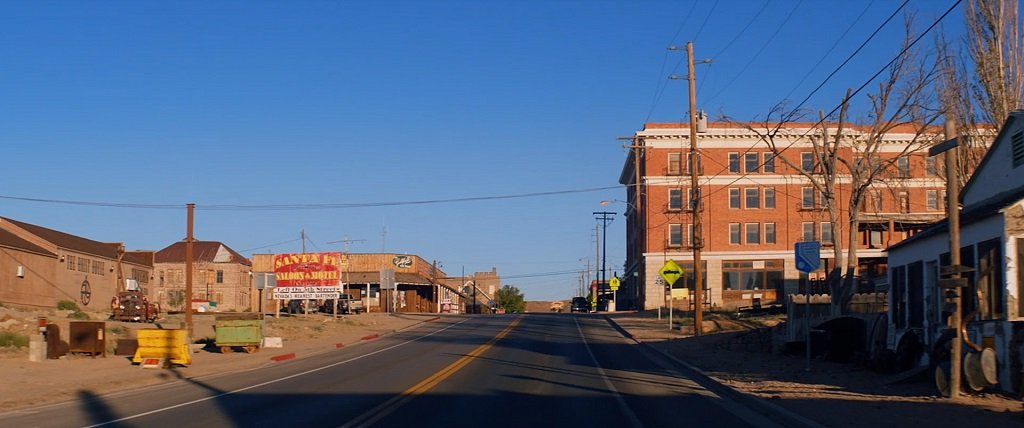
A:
[0,186,621,211]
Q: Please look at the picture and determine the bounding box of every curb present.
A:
[603,316,824,428]
[270,353,296,362]
[360,334,379,341]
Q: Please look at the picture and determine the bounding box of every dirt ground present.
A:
[0,304,432,412]
[605,311,1024,428]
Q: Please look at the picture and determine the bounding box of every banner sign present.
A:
[273,286,341,300]
[272,252,342,287]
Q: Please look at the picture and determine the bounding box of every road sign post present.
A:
[795,241,820,372]
[659,260,684,330]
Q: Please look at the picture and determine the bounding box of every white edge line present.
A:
[84,318,471,428]
[574,316,644,428]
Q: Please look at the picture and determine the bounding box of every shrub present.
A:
[68,311,91,320]
[57,300,80,311]
[0,332,29,348]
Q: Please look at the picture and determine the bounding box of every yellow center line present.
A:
[341,317,522,428]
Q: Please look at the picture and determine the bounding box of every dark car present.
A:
[286,299,318,314]
[570,297,589,313]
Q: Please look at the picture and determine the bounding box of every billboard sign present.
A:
[272,252,342,287]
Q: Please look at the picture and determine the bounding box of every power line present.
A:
[0,185,620,211]
[697,0,960,202]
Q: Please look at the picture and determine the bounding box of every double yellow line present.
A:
[343,317,521,427]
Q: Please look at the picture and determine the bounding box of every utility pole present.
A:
[687,41,704,336]
[185,203,195,339]
[943,120,963,399]
[594,212,615,312]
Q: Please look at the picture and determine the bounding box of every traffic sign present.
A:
[609,276,621,291]
[659,260,684,287]
[794,241,821,273]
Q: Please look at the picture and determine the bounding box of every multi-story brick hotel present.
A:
[617,121,948,311]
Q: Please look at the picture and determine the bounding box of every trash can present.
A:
[69,321,106,357]
[214,313,263,354]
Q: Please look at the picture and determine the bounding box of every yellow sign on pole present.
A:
[659,260,684,287]
[609,276,621,291]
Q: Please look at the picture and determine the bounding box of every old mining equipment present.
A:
[111,291,160,323]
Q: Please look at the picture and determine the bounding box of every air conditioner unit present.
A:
[16,266,25,278]
[125,279,140,291]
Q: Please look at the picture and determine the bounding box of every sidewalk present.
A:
[604,311,1023,428]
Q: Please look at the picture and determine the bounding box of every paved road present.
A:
[2,314,786,427]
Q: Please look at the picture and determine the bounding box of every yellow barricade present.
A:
[132,328,191,366]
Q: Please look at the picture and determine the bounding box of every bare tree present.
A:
[937,0,1023,183]
[738,17,943,314]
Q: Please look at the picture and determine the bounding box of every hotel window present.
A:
[801,152,815,172]
[763,153,775,173]
[802,222,816,241]
[729,188,740,209]
[925,156,937,176]
[764,187,776,208]
[821,222,833,243]
[765,223,777,244]
[685,152,703,174]
[897,156,910,177]
[745,188,760,209]
[899,191,910,213]
[744,152,759,173]
[729,223,741,244]
[668,188,683,211]
[728,153,740,173]
[801,187,815,209]
[745,223,760,244]
[668,153,682,175]
[926,190,939,210]
[67,255,76,270]
[216,270,224,284]
[91,260,104,275]
[669,224,683,247]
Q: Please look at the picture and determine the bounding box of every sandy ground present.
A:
[0,305,433,412]
[605,311,1024,428]
[1,304,1022,427]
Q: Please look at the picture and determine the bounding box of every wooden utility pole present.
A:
[185,203,195,338]
[944,120,963,399]
[687,41,704,336]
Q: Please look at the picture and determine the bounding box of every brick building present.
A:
[618,121,949,311]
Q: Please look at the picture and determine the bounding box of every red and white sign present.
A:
[272,252,342,287]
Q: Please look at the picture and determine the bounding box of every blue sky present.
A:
[0,1,967,301]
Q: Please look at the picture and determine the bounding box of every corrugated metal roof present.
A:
[1,217,120,259]
[0,228,56,258]
[155,241,251,266]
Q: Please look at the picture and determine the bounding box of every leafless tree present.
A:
[937,0,1023,183]
[737,17,943,314]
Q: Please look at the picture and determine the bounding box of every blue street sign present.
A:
[795,241,821,273]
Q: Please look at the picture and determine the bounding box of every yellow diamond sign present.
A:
[609,276,621,291]
[659,260,684,287]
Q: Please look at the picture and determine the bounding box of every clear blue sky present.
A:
[0,1,967,301]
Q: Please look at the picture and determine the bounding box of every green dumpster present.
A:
[214,313,263,354]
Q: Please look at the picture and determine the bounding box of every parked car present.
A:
[285,299,318,314]
[320,294,365,314]
[570,297,589,313]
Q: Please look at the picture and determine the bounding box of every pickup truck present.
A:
[322,294,365,314]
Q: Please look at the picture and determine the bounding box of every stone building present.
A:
[153,240,252,312]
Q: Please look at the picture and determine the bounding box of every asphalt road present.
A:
[2,314,787,428]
